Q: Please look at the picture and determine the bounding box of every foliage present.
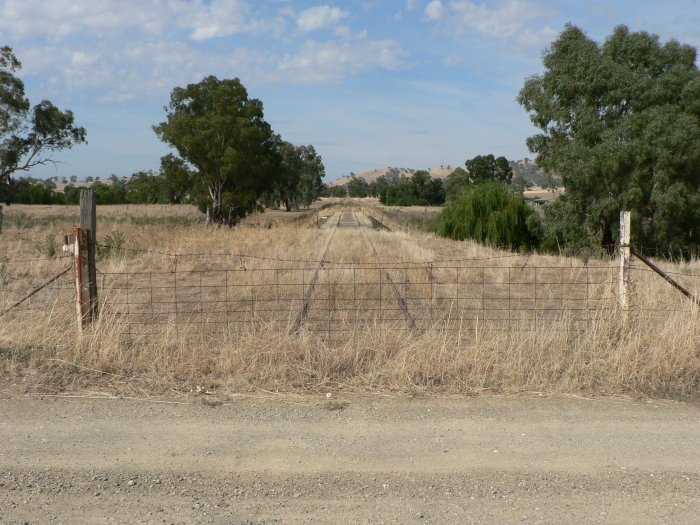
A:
[154,76,279,225]
[367,175,390,200]
[265,140,325,210]
[445,167,469,201]
[380,170,445,206]
[159,153,194,204]
[445,156,512,201]
[0,46,86,190]
[518,24,700,257]
[92,181,127,204]
[436,182,541,251]
[35,233,58,259]
[126,170,162,204]
[347,176,370,197]
[323,184,346,198]
[296,145,325,208]
[511,174,530,192]
[4,177,58,204]
[465,155,512,185]
[97,230,125,259]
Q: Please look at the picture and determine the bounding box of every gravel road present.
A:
[1,394,698,524]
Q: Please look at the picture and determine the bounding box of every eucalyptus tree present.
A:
[154,76,279,225]
[0,46,86,191]
[519,25,700,256]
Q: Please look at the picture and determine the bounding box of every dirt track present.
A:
[1,395,698,524]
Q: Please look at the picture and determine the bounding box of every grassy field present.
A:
[0,199,698,398]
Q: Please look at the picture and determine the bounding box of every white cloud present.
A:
[296,5,349,33]
[277,39,406,83]
[424,1,444,21]
[17,36,407,99]
[425,0,555,48]
[405,0,420,11]
[0,0,256,41]
[4,0,408,98]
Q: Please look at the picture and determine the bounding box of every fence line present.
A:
[84,262,617,341]
[3,253,698,345]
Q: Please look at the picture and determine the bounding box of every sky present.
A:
[2,0,699,182]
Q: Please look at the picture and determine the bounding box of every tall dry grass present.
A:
[1,200,699,398]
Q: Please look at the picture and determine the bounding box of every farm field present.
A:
[1,199,698,398]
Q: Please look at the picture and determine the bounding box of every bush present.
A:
[436,182,540,250]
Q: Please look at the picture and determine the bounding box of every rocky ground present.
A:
[1,394,698,524]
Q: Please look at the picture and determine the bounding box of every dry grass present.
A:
[1,200,699,399]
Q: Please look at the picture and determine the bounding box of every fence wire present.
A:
[4,254,699,345]
[87,262,617,342]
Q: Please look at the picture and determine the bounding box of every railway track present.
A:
[292,208,418,334]
[290,211,340,332]
[354,211,418,332]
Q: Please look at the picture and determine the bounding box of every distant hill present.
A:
[509,159,561,188]
[329,165,457,187]
[329,160,559,188]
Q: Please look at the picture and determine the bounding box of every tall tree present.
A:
[270,139,303,211]
[297,145,325,208]
[0,46,86,190]
[347,176,369,197]
[154,76,279,225]
[445,167,470,201]
[518,25,700,256]
[159,153,193,204]
[265,142,325,210]
[464,154,513,185]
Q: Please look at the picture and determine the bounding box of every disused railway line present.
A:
[354,211,419,333]
[292,208,418,334]
[290,211,341,332]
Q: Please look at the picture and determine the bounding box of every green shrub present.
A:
[35,233,58,258]
[98,230,126,259]
[436,181,541,251]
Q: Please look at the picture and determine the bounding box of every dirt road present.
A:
[1,395,698,524]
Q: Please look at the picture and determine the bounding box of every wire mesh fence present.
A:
[4,252,699,345]
[86,261,618,342]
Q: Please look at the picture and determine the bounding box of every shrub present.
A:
[436,181,540,250]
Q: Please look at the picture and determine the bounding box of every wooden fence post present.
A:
[73,226,90,330]
[618,211,631,312]
[79,190,98,322]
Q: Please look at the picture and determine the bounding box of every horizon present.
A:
[4,0,699,182]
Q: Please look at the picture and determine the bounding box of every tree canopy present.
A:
[154,76,279,225]
[445,156,513,201]
[0,46,86,191]
[265,140,325,211]
[436,181,540,251]
[518,25,700,257]
[464,154,512,185]
[380,170,445,206]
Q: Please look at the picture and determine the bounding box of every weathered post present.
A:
[618,211,631,312]
[79,190,98,323]
[0,205,3,234]
[73,226,90,330]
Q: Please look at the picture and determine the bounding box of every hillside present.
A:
[329,160,558,188]
[330,165,457,187]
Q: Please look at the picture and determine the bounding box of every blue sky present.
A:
[3,0,699,182]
